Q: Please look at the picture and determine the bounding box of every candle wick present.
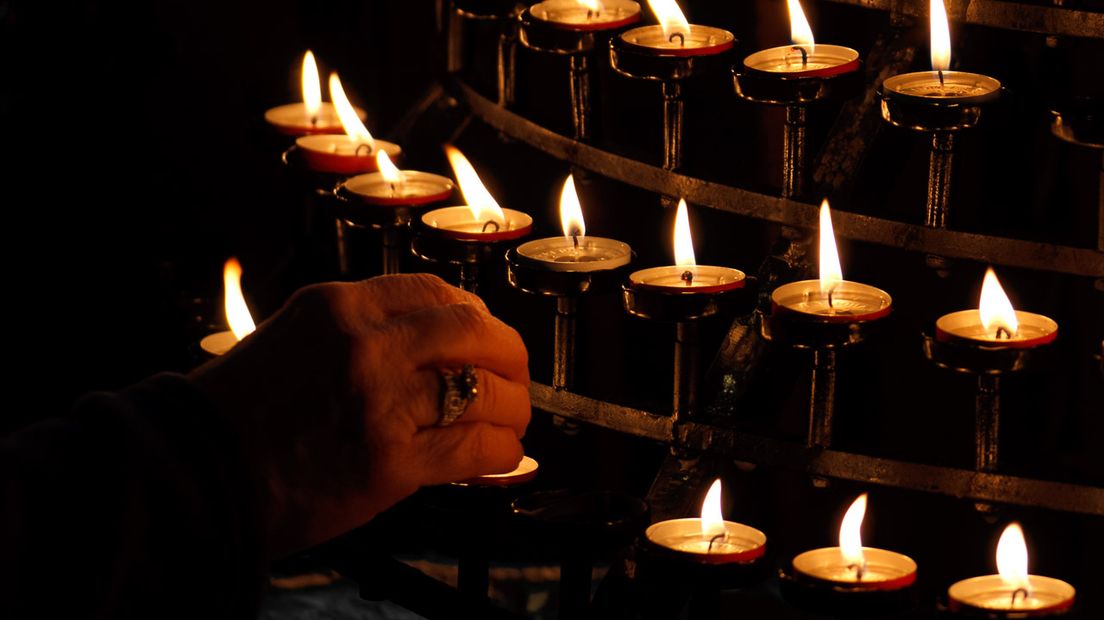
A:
[790,45,809,68]
[355,143,374,157]
[1010,587,1029,609]
[390,183,397,196]
[995,326,1012,340]
[572,232,579,249]
[848,562,866,581]
[669,32,685,47]
[310,115,319,127]
[681,270,694,286]
[481,220,501,233]
[827,289,835,309]
[706,533,725,553]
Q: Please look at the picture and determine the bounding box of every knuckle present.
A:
[448,302,490,335]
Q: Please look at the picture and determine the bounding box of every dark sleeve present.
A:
[1,374,266,620]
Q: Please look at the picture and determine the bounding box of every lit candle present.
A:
[199,258,256,357]
[617,0,734,57]
[264,51,366,136]
[771,200,892,322]
[948,523,1075,615]
[340,151,455,207]
[792,494,917,590]
[528,0,641,31]
[881,0,1000,105]
[935,268,1058,348]
[628,199,745,293]
[645,479,767,564]
[295,72,402,175]
[461,456,541,487]
[420,146,533,241]
[513,174,632,272]
[741,0,859,78]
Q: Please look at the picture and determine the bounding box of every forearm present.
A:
[1,374,266,620]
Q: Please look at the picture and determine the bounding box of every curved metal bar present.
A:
[530,381,1104,516]
[823,0,1104,40]
[452,80,1104,277]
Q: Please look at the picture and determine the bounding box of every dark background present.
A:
[2,0,1103,617]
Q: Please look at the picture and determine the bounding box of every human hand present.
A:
[189,274,531,556]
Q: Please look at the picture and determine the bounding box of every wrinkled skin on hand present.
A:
[189,274,531,556]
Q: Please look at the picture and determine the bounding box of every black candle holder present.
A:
[921,333,1052,474]
[879,88,1003,273]
[623,280,756,425]
[450,0,523,105]
[507,248,633,392]
[413,227,528,293]
[1049,98,1104,252]
[609,37,736,174]
[281,145,359,277]
[517,8,640,142]
[778,563,917,618]
[333,178,454,276]
[762,308,886,450]
[512,489,648,619]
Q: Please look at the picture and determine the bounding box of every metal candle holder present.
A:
[412,227,525,293]
[281,145,357,277]
[333,174,455,276]
[450,0,523,106]
[921,333,1051,473]
[623,281,755,425]
[778,563,917,618]
[517,5,640,142]
[609,35,735,173]
[879,87,1002,272]
[1049,99,1104,252]
[507,248,632,392]
[761,308,885,450]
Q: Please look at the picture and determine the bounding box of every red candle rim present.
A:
[629,266,746,294]
[529,4,642,31]
[645,518,767,565]
[771,280,893,324]
[934,310,1058,349]
[619,25,735,57]
[295,137,402,175]
[341,171,454,207]
[792,547,917,591]
[742,44,861,79]
[421,206,533,242]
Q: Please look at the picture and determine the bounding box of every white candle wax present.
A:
[515,236,632,272]
[882,71,1000,105]
[743,44,860,77]
[530,0,641,30]
[772,280,892,322]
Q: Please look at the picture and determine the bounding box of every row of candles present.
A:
[651,480,1075,614]
[268,0,999,175]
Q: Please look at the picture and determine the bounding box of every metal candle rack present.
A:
[412,226,523,293]
[281,146,358,277]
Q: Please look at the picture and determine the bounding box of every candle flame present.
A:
[787,0,815,54]
[329,72,375,149]
[444,145,506,226]
[301,51,322,119]
[376,151,404,184]
[979,268,1019,339]
[223,258,255,342]
[673,198,696,267]
[559,174,586,239]
[930,0,951,72]
[647,0,690,40]
[577,0,602,12]
[701,479,726,541]
[839,493,867,575]
[996,523,1031,598]
[819,199,843,295]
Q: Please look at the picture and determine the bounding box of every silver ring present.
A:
[438,364,478,427]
